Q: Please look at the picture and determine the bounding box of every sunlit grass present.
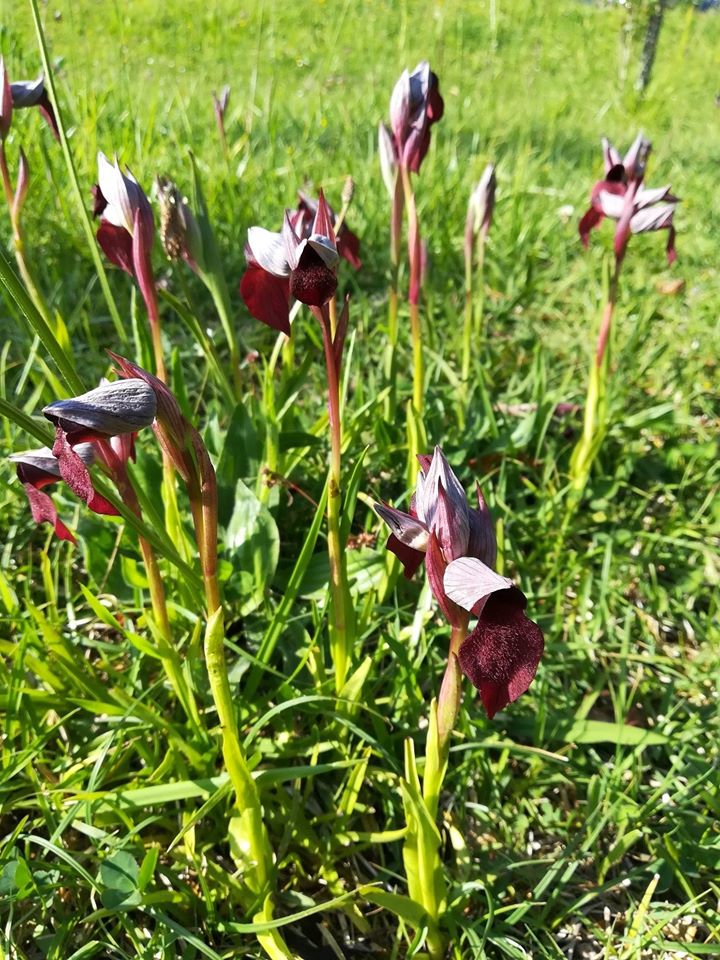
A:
[0,0,719,957]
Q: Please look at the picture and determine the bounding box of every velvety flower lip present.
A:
[10,443,95,485]
[444,557,545,719]
[42,379,157,443]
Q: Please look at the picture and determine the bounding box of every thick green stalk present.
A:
[404,620,469,960]
[189,445,276,906]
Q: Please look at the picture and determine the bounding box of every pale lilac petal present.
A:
[597,190,625,219]
[630,203,676,234]
[374,502,429,552]
[417,447,467,531]
[602,137,621,175]
[443,556,513,611]
[247,226,291,277]
[635,185,676,209]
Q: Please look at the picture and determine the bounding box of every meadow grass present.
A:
[1,1,719,957]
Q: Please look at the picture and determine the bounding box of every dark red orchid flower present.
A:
[374,447,543,718]
[93,152,156,296]
[10,443,113,543]
[579,133,679,264]
[0,59,60,141]
[41,378,156,519]
[385,60,444,174]
[293,192,362,270]
[239,191,339,336]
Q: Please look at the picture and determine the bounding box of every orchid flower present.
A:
[93,152,155,279]
[239,191,339,335]
[579,133,679,264]
[10,443,115,542]
[293,192,361,270]
[0,59,59,141]
[375,447,544,718]
[93,152,168,379]
[40,378,156,520]
[385,60,444,174]
[465,163,496,256]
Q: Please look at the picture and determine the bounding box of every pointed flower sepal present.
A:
[42,379,157,444]
[444,556,544,718]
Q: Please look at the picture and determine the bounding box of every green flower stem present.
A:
[461,226,486,391]
[186,441,276,904]
[425,620,468,817]
[314,302,353,693]
[570,257,621,495]
[405,620,469,960]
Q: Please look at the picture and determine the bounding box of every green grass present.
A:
[1,0,719,957]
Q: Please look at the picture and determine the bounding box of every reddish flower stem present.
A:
[0,142,51,322]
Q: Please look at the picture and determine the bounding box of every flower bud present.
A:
[155,175,204,270]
